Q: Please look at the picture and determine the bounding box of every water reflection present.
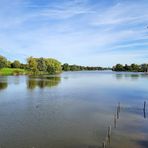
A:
[114,73,148,80]
[0,77,8,90]
[0,82,8,90]
[0,72,148,148]
[27,76,61,89]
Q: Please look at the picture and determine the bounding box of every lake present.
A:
[0,71,148,148]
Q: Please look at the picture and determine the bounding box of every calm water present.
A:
[0,71,148,148]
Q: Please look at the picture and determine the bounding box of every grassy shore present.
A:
[0,68,28,76]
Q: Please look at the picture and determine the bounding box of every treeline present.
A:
[62,63,109,71]
[0,55,27,69]
[0,55,62,74]
[113,64,148,72]
[1,54,148,74]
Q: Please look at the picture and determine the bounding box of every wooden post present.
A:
[144,101,146,110]
[107,125,112,144]
[114,114,117,128]
[143,101,146,118]
[117,106,119,119]
[118,102,120,113]
[102,141,106,148]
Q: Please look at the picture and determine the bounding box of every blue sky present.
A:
[0,0,148,66]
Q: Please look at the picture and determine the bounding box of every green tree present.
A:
[46,58,62,74]
[62,63,70,71]
[0,55,7,69]
[141,64,148,72]
[113,64,124,71]
[7,61,11,68]
[37,58,47,72]
[11,60,21,68]
[130,64,140,72]
[20,63,27,69]
[27,57,38,73]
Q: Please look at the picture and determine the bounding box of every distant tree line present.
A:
[0,55,27,69]
[62,63,109,71]
[1,54,148,74]
[113,64,148,72]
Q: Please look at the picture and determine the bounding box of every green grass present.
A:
[0,68,28,75]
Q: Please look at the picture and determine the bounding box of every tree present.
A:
[113,64,124,71]
[27,57,62,75]
[37,58,47,72]
[7,61,11,68]
[0,55,7,69]
[124,64,131,71]
[11,60,21,68]
[62,63,70,71]
[130,64,140,72]
[141,64,148,72]
[20,63,27,69]
[27,57,38,73]
[46,58,62,74]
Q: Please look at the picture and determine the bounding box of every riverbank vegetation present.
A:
[0,54,108,75]
[0,55,62,75]
[0,68,27,75]
[27,57,62,74]
[1,54,148,75]
[62,63,109,71]
[113,64,148,72]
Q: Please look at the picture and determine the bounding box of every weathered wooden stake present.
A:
[143,101,146,118]
[117,106,119,119]
[144,101,146,110]
[102,141,106,148]
[118,102,120,113]
[114,114,117,128]
[107,125,112,144]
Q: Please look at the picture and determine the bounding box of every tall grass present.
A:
[0,68,28,75]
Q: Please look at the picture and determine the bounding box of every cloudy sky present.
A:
[0,0,148,66]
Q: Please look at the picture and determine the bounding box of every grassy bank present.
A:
[0,68,28,76]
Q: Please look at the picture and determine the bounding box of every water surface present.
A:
[0,71,148,148]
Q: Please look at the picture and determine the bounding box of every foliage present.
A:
[27,57,62,74]
[62,63,70,71]
[62,63,107,71]
[46,58,62,74]
[27,57,38,73]
[113,64,125,71]
[0,55,7,69]
[37,58,47,72]
[11,60,21,68]
[113,64,148,72]
[7,61,12,68]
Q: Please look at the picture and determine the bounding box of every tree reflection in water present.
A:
[27,76,61,89]
[0,82,8,90]
[0,77,8,90]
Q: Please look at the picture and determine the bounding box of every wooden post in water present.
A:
[114,114,117,128]
[116,102,120,119]
[117,106,119,119]
[143,101,146,118]
[144,101,146,110]
[118,102,120,113]
[102,141,106,148]
[107,125,112,144]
